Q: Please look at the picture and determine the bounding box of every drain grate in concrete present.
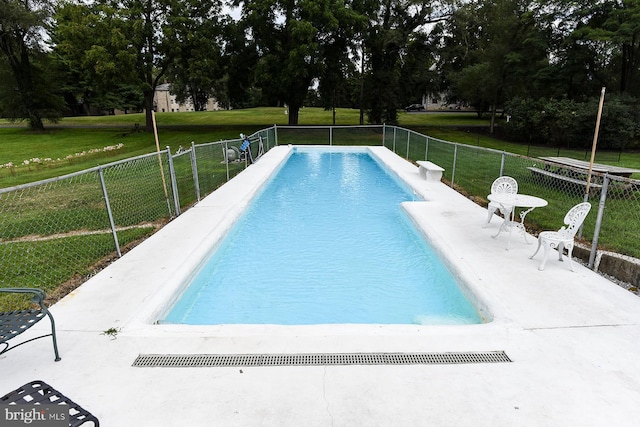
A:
[132,351,511,367]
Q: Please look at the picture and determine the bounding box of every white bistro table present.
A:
[487,193,548,250]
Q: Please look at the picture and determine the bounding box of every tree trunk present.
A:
[27,111,44,131]
[359,41,365,125]
[143,90,155,132]
[0,34,45,131]
[288,103,300,125]
[490,104,496,133]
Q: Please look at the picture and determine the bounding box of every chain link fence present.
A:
[1,124,638,304]
[0,127,274,302]
[384,126,640,264]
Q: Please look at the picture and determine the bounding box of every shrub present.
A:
[504,94,639,149]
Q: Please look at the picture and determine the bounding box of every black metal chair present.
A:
[0,288,61,361]
[1,380,99,426]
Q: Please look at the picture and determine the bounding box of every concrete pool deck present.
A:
[2,145,640,426]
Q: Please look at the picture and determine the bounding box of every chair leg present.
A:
[44,310,61,362]
[487,207,496,224]
[557,242,565,261]
[566,242,575,272]
[538,240,550,271]
[530,238,542,259]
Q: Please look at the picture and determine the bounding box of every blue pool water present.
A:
[163,149,482,325]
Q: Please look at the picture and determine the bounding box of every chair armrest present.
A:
[0,288,47,308]
[0,288,60,361]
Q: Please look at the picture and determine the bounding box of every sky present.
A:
[224,2,242,21]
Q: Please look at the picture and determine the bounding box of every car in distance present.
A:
[405,104,425,112]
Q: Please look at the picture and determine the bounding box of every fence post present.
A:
[450,143,458,188]
[224,141,230,182]
[190,141,201,202]
[98,167,122,257]
[406,131,410,160]
[392,127,397,153]
[267,126,278,151]
[425,136,429,160]
[166,146,181,216]
[500,152,505,176]
[330,126,333,146]
[588,174,609,269]
[382,124,386,147]
[274,124,278,146]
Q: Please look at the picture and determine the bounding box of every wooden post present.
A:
[585,87,606,197]
[152,111,171,212]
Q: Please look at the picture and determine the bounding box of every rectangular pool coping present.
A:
[129,145,497,333]
[160,145,487,326]
[51,145,640,340]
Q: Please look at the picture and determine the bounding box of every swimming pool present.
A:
[162,147,483,325]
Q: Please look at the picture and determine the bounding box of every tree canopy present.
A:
[53,0,225,131]
[0,0,637,147]
[0,0,64,130]
[237,0,364,124]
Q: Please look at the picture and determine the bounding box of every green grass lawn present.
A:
[2,108,640,308]
[0,107,490,127]
[3,106,640,186]
[0,108,495,187]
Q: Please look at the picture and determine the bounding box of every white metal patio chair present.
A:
[530,202,592,271]
[486,176,518,224]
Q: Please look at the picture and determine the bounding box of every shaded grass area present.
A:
[0,227,154,310]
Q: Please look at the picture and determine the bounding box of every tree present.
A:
[318,56,361,112]
[165,1,227,111]
[362,0,454,124]
[397,31,438,107]
[444,0,550,130]
[53,0,224,131]
[52,1,143,115]
[527,0,640,101]
[0,0,64,130]
[316,2,366,122]
[428,2,483,104]
[220,18,261,109]
[566,0,640,97]
[239,0,359,125]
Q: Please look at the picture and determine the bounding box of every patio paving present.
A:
[2,146,640,426]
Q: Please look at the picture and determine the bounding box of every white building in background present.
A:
[153,83,221,112]
[423,93,443,110]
